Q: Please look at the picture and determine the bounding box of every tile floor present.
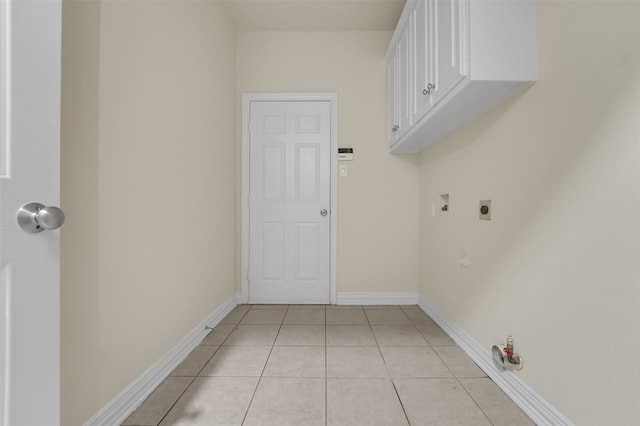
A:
[122,304,534,426]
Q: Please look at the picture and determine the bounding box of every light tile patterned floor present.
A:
[122,305,534,426]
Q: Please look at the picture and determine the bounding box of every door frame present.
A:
[241,93,338,304]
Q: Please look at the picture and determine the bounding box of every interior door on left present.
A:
[0,0,62,424]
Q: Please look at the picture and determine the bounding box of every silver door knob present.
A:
[320,209,328,216]
[17,202,65,233]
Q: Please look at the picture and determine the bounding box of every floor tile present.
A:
[434,346,486,377]
[371,325,428,346]
[200,324,235,346]
[394,378,491,426]
[327,346,388,378]
[219,307,249,325]
[283,309,325,325]
[233,304,252,312]
[122,377,192,425]
[170,345,219,377]
[327,378,408,426]
[158,377,258,426]
[363,305,402,310]
[415,323,456,346]
[127,304,526,426]
[380,346,452,378]
[460,378,534,425]
[250,304,290,309]
[365,309,412,325]
[275,324,325,346]
[289,304,326,309]
[243,378,325,426]
[403,309,438,326]
[239,309,286,325]
[263,346,325,378]
[326,325,377,346]
[326,304,363,309]
[223,325,280,346]
[399,305,421,310]
[326,309,369,325]
[199,345,271,377]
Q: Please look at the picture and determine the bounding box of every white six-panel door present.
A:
[248,101,331,304]
[0,0,62,424]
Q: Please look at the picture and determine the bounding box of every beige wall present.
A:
[236,31,420,295]
[418,1,640,425]
[61,1,101,423]
[61,1,237,424]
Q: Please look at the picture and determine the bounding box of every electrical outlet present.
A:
[479,200,491,220]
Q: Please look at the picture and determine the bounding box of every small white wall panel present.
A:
[295,113,321,133]
[296,223,319,281]
[262,114,286,133]
[261,222,285,280]
[296,144,319,202]
[262,145,284,202]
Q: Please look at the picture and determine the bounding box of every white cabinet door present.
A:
[388,22,412,147]
[0,0,62,424]
[432,0,466,105]
[248,101,331,304]
[387,47,399,143]
[412,0,434,122]
[397,23,412,138]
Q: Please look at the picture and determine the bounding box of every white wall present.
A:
[418,2,640,424]
[236,31,420,295]
[61,1,237,424]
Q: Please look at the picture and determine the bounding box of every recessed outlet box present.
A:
[479,200,491,220]
[433,193,450,217]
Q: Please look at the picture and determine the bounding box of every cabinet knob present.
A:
[423,84,436,96]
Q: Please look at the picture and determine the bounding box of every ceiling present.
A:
[223,0,406,31]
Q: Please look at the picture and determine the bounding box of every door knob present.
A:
[17,202,65,233]
[320,209,328,216]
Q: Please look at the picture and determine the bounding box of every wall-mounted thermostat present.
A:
[338,148,354,161]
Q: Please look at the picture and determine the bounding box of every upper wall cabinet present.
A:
[386,0,537,153]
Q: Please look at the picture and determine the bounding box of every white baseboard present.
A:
[84,292,240,426]
[336,291,419,305]
[418,294,573,426]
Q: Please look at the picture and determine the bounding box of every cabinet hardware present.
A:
[423,83,436,96]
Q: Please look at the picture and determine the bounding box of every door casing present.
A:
[241,93,338,304]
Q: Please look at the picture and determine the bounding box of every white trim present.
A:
[337,292,419,305]
[0,0,12,178]
[418,294,573,426]
[84,293,240,426]
[241,93,338,305]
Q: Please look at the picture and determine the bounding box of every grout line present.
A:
[240,304,286,425]
[324,305,328,426]
[153,376,197,426]
[458,377,499,426]
[391,378,412,426]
